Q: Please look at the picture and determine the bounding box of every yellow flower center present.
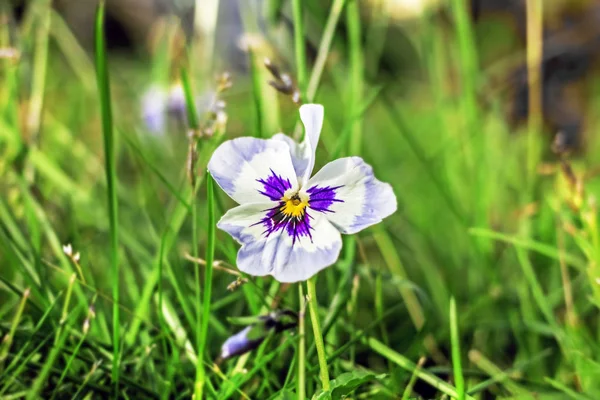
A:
[280,194,308,218]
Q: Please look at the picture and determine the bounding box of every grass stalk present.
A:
[50,308,94,399]
[59,274,76,325]
[194,173,216,399]
[449,0,478,170]
[525,0,543,185]
[346,0,364,155]
[365,336,475,400]
[23,0,50,184]
[449,297,465,400]
[306,276,330,391]
[306,0,346,102]
[94,0,120,388]
[0,289,29,370]
[292,0,307,97]
[468,349,531,397]
[297,285,306,400]
[401,357,426,400]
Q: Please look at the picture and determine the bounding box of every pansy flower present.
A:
[208,104,397,282]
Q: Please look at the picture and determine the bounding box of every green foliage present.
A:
[2,0,600,399]
[313,371,386,400]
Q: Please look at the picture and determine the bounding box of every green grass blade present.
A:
[194,172,216,399]
[364,336,475,400]
[94,0,120,388]
[469,228,586,270]
[449,297,465,400]
[292,0,307,97]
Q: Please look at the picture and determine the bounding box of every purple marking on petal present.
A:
[306,185,344,213]
[286,210,313,245]
[250,202,314,245]
[256,169,293,201]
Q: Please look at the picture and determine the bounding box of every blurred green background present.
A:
[2,0,600,398]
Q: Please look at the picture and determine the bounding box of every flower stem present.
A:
[306,276,330,391]
[297,285,306,400]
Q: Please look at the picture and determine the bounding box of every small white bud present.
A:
[62,244,72,256]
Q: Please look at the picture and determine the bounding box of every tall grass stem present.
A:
[292,0,307,97]
[94,1,120,388]
[346,0,363,155]
[450,297,465,400]
[195,173,216,399]
[297,285,306,400]
[306,276,330,391]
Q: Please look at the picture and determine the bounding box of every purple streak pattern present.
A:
[257,169,293,201]
[252,172,345,245]
[306,185,344,213]
[253,204,313,245]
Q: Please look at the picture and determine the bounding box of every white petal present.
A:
[208,137,299,204]
[272,133,310,179]
[270,213,342,282]
[217,202,276,276]
[298,104,324,183]
[306,157,397,234]
[217,202,342,283]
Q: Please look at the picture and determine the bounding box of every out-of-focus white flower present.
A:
[141,83,220,134]
[141,84,169,133]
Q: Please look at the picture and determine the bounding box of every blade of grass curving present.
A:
[365,336,475,400]
[401,357,426,400]
[94,0,120,388]
[545,378,594,400]
[467,348,552,395]
[469,228,586,269]
[449,297,465,400]
[468,349,532,397]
